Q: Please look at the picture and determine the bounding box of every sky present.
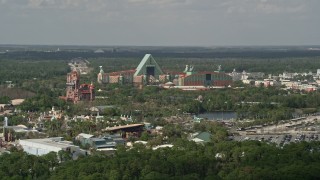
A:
[0,0,319,46]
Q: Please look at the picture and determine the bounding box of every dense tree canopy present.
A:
[1,140,320,179]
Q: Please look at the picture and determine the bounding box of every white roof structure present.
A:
[19,137,80,156]
[94,49,105,53]
[105,124,144,131]
[191,138,204,143]
[77,133,94,139]
[152,144,174,150]
[17,124,28,129]
[3,125,37,133]
[96,148,116,151]
[134,141,148,145]
[164,82,175,86]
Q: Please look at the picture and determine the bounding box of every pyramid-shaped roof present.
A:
[134,54,164,76]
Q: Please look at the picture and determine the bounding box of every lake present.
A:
[198,111,237,121]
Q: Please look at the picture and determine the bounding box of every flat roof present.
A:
[19,138,77,149]
[105,124,144,131]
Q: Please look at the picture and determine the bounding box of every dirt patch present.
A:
[0,87,35,99]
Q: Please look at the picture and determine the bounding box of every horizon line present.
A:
[1,43,320,48]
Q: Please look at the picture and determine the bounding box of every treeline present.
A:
[2,51,320,86]
[19,94,68,112]
[12,84,320,122]
[1,140,320,179]
[0,150,71,179]
[89,56,320,75]
[2,49,320,60]
[72,85,320,115]
[84,85,320,122]
[0,59,68,84]
[51,141,320,180]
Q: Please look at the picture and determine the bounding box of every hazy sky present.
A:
[0,0,319,46]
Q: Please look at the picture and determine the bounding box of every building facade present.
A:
[19,137,81,156]
[63,70,95,103]
[97,54,232,89]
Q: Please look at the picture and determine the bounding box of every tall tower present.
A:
[97,66,108,84]
[97,66,104,84]
[66,70,80,103]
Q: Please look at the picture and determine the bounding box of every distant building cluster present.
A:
[97,54,232,90]
[228,68,320,92]
[61,70,95,103]
[69,58,90,75]
[228,69,265,82]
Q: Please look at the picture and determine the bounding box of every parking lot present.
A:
[232,133,320,147]
[230,114,320,147]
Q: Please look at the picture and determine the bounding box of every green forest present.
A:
[1,50,320,179]
[1,140,320,179]
[1,51,320,85]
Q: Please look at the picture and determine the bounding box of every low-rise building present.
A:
[76,133,94,146]
[76,133,125,150]
[190,132,212,144]
[87,138,112,149]
[104,124,145,139]
[19,137,82,156]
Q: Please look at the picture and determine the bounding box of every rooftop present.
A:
[152,144,174,150]
[105,124,144,131]
[77,133,94,139]
[19,137,77,149]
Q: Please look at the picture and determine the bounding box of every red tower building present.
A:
[64,70,94,103]
[79,83,95,101]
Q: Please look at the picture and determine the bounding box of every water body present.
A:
[198,111,237,121]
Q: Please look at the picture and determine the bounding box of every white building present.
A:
[279,72,296,80]
[19,137,81,156]
[228,69,242,81]
[240,71,265,80]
